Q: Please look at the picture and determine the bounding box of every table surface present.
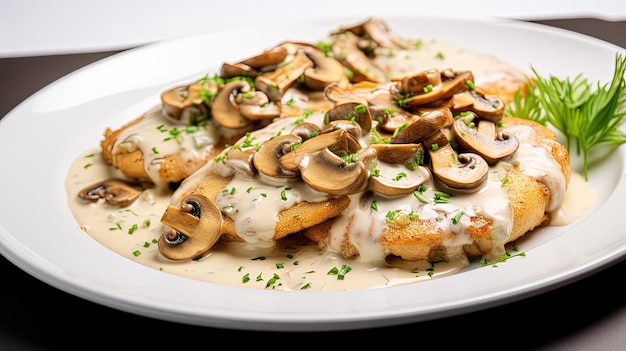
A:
[1,18,626,350]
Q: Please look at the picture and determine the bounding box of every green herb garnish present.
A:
[507,53,626,180]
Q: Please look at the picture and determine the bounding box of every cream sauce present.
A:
[373,40,526,85]
[111,105,221,189]
[65,40,597,292]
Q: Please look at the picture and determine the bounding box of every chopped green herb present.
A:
[265,273,281,288]
[506,53,626,180]
[451,211,464,224]
[127,223,138,234]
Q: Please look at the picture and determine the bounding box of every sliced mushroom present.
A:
[394,70,474,108]
[439,70,475,100]
[333,18,413,50]
[375,110,414,134]
[393,69,442,95]
[299,148,369,196]
[220,62,258,79]
[324,82,369,105]
[236,90,281,121]
[224,146,257,178]
[255,50,314,102]
[391,108,453,144]
[78,179,143,207]
[368,161,430,196]
[364,84,399,122]
[160,81,215,123]
[356,145,378,169]
[452,118,519,165]
[290,122,321,141]
[324,101,372,136]
[425,130,489,191]
[279,129,361,172]
[451,90,505,123]
[253,134,302,182]
[279,88,332,117]
[277,40,319,55]
[370,143,423,164]
[364,18,414,49]
[331,31,387,83]
[211,80,255,129]
[320,119,362,139]
[240,45,289,68]
[159,194,222,260]
[301,45,350,91]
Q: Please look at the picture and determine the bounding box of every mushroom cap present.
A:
[393,69,442,95]
[279,128,360,172]
[158,194,223,261]
[298,148,369,196]
[324,101,373,136]
[452,119,519,165]
[253,134,302,181]
[320,120,363,140]
[160,82,212,123]
[224,147,257,178]
[78,178,143,207]
[324,81,368,104]
[362,18,413,49]
[254,50,314,102]
[428,143,489,191]
[451,90,505,123]
[290,122,321,141]
[220,62,258,79]
[331,31,387,83]
[301,45,350,91]
[375,110,414,134]
[394,70,474,107]
[237,90,281,121]
[240,45,289,68]
[391,108,453,144]
[370,143,423,164]
[368,161,431,196]
[333,18,413,50]
[211,80,255,129]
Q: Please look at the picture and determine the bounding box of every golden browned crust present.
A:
[100,115,223,186]
[274,196,351,239]
[303,117,570,262]
[303,166,552,262]
[174,171,351,244]
[215,198,351,243]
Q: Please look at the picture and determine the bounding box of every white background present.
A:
[1,0,625,58]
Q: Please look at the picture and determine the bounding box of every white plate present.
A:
[1,16,625,331]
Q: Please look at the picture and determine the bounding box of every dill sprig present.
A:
[506,53,626,180]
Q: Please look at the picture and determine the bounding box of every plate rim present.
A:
[1,15,625,331]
